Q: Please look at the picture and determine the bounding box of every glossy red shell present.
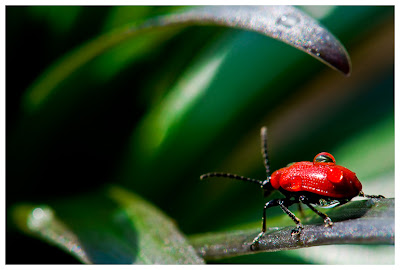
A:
[270,153,362,199]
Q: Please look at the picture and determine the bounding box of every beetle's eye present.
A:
[313,152,336,164]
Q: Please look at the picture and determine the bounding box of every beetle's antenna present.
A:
[200,172,263,185]
[261,126,271,178]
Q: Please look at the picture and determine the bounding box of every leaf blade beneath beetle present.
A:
[189,198,394,261]
[12,186,204,264]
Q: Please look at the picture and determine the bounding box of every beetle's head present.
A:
[261,177,274,197]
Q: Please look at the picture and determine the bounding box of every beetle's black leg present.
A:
[277,199,304,236]
[299,195,333,227]
[252,198,304,250]
[359,191,385,199]
[251,198,281,248]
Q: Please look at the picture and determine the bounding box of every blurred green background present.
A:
[6,6,394,264]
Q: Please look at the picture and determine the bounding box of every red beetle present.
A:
[200,126,384,248]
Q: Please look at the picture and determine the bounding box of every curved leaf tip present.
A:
[174,6,351,75]
[23,5,351,114]
[12,204,91,263]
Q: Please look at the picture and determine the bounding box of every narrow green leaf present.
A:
[108,186,204,264]
[23,5,350,113]
[12,186,204,264]
[189,198,394,260]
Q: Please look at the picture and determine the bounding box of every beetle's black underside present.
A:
[277,189,350,207]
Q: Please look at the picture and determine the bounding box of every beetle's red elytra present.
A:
[271,152,362,198]
[200,126,384,250]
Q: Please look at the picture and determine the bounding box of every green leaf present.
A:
[22,5,350,113]
[189,198,394,260]
[12,186,204,264]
